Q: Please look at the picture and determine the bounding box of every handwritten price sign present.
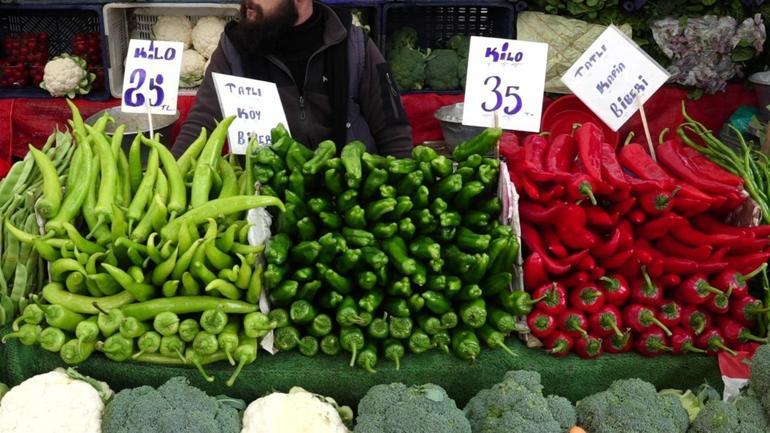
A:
[121,39,183,115]
[462,36,549,132]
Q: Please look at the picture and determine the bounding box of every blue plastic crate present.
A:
[0,3,110,100]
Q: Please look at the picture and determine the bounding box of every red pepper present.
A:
[543,228,568,258]
[677,144,744,187]
[676,274,724,306]
[521,224,573,275]
[660,274,681,289]
[725,253,770,276]
[533,282,568,316]
[717,317,767,346]
[711,263,767,298]
[627,176,672,193]
[729,296,769,326]
[630,267,663,307]
[524,253,549,289]
[662,258,728,276]
[534,185,566,204]
[560,271,591,287]
[588,304,624,338]
[710,247,730,263]
[619,142,672,181]
[670,328,706,355]
[649,258,665,279]
[519,202,563,224]
[554,204,598,250]
[624,303,672,335]
[600,142,629,190]
[523,133,549,170]
[544,331,574,357]
[636,328,671,357]
[590,266,605,281]
[558,309,589,339]
[695,328,738,356]
[722,238,770,256]
[628,209,647,225]
[657,139,741,196]
[655,237,712,261]
[693,215,753,237]
[526,310,557,340]
[611,197,637,220]
[638,214,687,240]
[671,223,742,246]
[545,133,576,175]
[517,175,541,201]
[604,249,635,270]
[681,306,711,336]
[599,275,631,306]
[577,255,596,272]
[575,123,604,183]
[584,206,614,230]
[657,301,683,330]
[574,335,604,359]
[617,220,634,249]
[591,226,622,258]
[672,197,713,216]
[604,331,633,354]
[638,186,680,215]
[564,174,598,205]
[499,132,520,162]
[569,284,606,314]
[747,225,770,237]
[705,286,733,315]
[633,240,656,266]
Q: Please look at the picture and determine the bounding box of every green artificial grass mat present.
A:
[0,326,721,407]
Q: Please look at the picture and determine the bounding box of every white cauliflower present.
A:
[192,16,225,59]
[153,16,192,48]
[241,387,351,433]
[0,369,111,433]
[40,54,95,98]
[180,49,206,87]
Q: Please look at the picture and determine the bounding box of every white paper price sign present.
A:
[462,36,548,132]
[121,39,183,115]
[561,25,670,131]
[212,72,290,155]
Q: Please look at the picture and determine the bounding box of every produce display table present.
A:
[0,326,721,406]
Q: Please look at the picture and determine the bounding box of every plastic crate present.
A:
[383,1,515,94]
[0,4,110,100]
[322,0,383,48]
[103,2,240,99]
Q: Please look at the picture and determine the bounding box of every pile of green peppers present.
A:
[255,125,526,371]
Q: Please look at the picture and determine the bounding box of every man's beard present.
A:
[232,0,298,55]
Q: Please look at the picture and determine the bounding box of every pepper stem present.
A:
[225,349,236,366]
[578,182,598,206]
[393,357,401,371]
[697,280,724,296]
[624,131,635,146]
[496,342,519,358]
[742,332,768,344]
[658,128,670,145]
[712,339,738,357]
[599,276,619,290]
[226,357,248,387]
[742,263,768,282]
[349,346,358,368]
[647,313,673,337]
[606,319,624,338]
[548,339,568,355]
[683,342,706,354]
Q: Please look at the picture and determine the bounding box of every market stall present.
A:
[1,1,770,433]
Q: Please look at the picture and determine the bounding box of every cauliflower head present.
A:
[153,16,192,48]
[0,370,108,433]
[40,54,95,98]
[192,17,225,59]
[180,49,206,87]
[242,387,350,433]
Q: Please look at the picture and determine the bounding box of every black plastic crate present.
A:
[0,4,110,100]
[323,1,383,49]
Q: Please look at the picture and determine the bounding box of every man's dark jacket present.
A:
[172,2,413,157]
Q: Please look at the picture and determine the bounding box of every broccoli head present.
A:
[458,56,468,89]
[355,383,471,433]
[576,378,689,433]
[389,47,426,91]
[448,34,470,58]
[464,370,574,433]
[688,400,739,433]
[388,27,418,54]
[425,49,460,90]
[734,393,770,433]
[101,377,242,433]
[749,344,770,417]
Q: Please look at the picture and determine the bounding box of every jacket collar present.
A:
[314,1,347,47]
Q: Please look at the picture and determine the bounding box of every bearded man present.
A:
[173,0,413,157]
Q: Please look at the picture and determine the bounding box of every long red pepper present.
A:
[577,255,596,272]
[543,228,568,258]
[590,266,605,281]
[676,144,744,187]
[638,214,687,239]
[693,215,753,237]
[584,206,614,229]
[617,220,634,248]
[499,132,520,162]
[599,275,631,306]
[592,226,622,258]
[545,133,576,175]
[660,273,682,289]
[670,224,741,246]
[657,140,740,195]
[554,204,597,250]
[523,133,548,170]
[600,142,629,190]
[638,187,679,216]
[628,209,647,225]
[656,237,712,261]
[611,197,637,220]
[663,258,728,276]
[575,123,604,183]
[535,185,565,204]
[518,202,563,224]
[521,224,572,275]
[564,174,598,205]
[723,238,770,256]
[524,253,549,289]
[725,253,770,275]
[604,249,635,270]
[560,271,591,287]
[673,197,713,216]
[670,328,706,355]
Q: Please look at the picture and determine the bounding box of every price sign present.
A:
[121,39,183,115]
[561,25,670,131]
[462,36,549,132]
[212,72,290,155]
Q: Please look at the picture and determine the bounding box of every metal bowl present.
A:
[434,103,486,149]
[85,107,180,161]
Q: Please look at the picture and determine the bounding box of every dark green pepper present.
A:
[288,170,305,198]
[392,196,414,220]
[325,157,342,170]
[324,168,345,195]
[411,209,435,229]
[379,184,397,198]
[445,245,474,274]
[270,128,290,155]
[429,257,445,273]
[341,141,366,188]
[435,174,463,200]
[309,313,333,337]
[417,315,444,335]
[308,197,331,214]
[410,293,425,312]
[457,227,491,253]
[298,280,322,300]
[317,232,339,264]
[389,317,413,340]
[398,218,416,239]
[319,211,342,230]
[422,290,451,314]
[397,171,424,195]
[456,166,474,182]
[296,217,317,241]
[412,262,427,286]
[264,263,287,289]
[268,308,290,328]
[430,198,448,216]
[255,147,285,172]
[276,204,299,235]
[265,234,291,265]
[489,235,519,274]
[459,298,487,328]
[464,211,491,231]
[464,253,490,283]
[477,164,498,186]
[446,277,463,299]
[408,329,434,354]
[361,168,389,199]
[340,326,365,366]
[317,263,351,293]
[384,298,411,318]
[319,290,344,309]
[412,145,438,162]
[457,284,483,301]
[290,241,322,265]
[454,180,485,210]
[441,311,459,329]
[409,236,441,260]
[499,290,543,316]
[356,271,378,290]
[372,222,398,239]
[388,276,412,297]
[344,205,367,229]
[439,211,462,228]
[427,275,447,292]
[320,334,341,356]
[358,291,384,313]
[383,339,405,370]
[419,162,434,185]
[431,155,453,177]
[481,272,513,297]
[388,158,418,175]
[483,156,501,168]
[432,330,451,354]
[452,326,481,361]
[298,335,319,357]
[382,237,417,275]
[489,307,517,334]
[342,227,375,247]
[361,246,389,269]
[336,248,362,274]
[367,317,389,339]
[414,185,430,209]
[303,140,336,175]
[274,325,300,351]
[292,266,315,282]
[284,190,307,213]
[337,190,359,213]
[290,300,317,324]
[458,154,483,170]
[366,198,397,222]
[453,127,502,161]
[362,152,390,171]
[253,165,274,184]
[270,280,299,305]
[286,140,314,172]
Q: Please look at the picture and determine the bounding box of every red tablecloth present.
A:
[0,84,759,162]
